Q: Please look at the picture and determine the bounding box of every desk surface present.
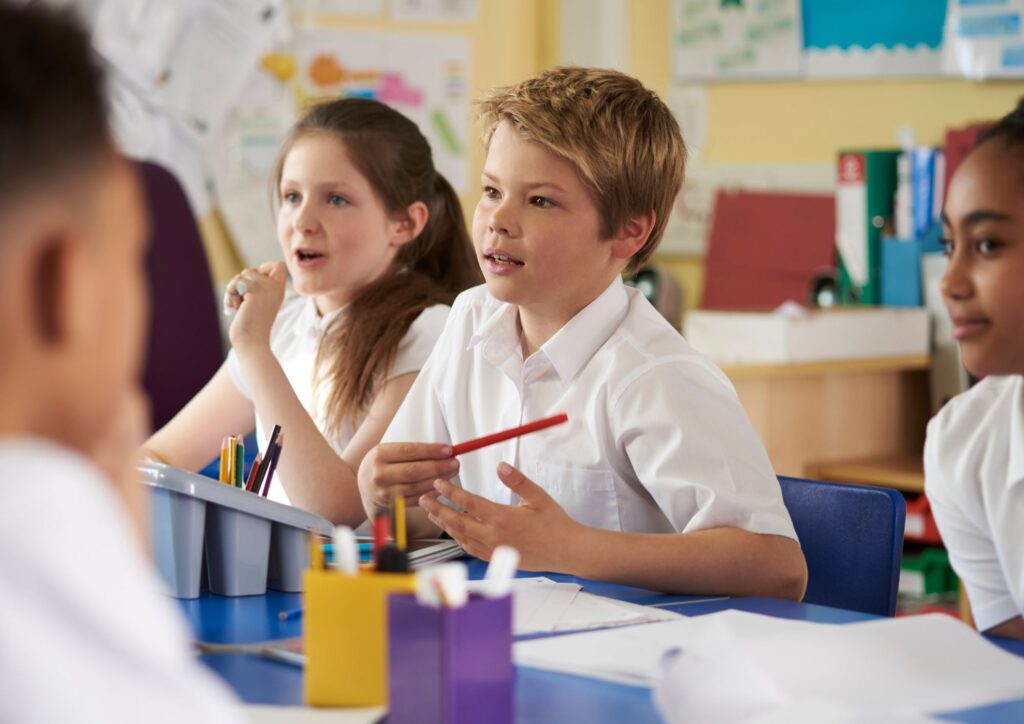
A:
[180,563,1024,723]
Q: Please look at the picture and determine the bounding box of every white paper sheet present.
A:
[517,610,1024,720]
[245,704,383,723]
[470,577,681,636]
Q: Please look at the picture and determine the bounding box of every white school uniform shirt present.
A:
[0,438,244,724]
[383,279,798,538]
[924,374,1024,632]
[228,294,450,505]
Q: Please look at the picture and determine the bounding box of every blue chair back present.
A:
[778,476,906,617]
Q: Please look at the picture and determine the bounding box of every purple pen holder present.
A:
[388,593,514,724]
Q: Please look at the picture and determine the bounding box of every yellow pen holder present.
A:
[303,567,416,707]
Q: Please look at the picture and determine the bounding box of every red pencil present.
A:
[450,413,568,456]
[244,453,263,492]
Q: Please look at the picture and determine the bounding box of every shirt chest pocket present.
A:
[532,461,622,532]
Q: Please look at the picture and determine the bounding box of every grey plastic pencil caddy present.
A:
[139,461,333,599]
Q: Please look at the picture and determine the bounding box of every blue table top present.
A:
[180,562,1024,723]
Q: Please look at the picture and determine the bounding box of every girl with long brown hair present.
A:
[140,98,481,524]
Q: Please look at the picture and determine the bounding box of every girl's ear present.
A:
[390,201,430,248]
[611,210,656,262]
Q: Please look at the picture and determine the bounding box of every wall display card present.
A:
[297,0,384,15]
[802,0,946,77]
[292,27,471,191]
[944,0,1024,79]
[671,0,803,81]
[389,0,477,23]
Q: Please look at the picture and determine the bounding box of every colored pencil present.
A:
[234,435,244,487]
[260,434,283,498]
[450,413,569,456]
[244,453,263,492]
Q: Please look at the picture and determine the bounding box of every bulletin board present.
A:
[671,0,971,81]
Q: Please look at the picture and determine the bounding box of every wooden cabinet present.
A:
[722,355,931,484]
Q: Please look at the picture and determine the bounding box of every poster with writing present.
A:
[292,27,471,191]
[943,0,1024,80]
[671,0,802,80]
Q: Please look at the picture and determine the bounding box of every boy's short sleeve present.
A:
[612,359,797,540]
[381,300,461,449]
[388,304,450,380]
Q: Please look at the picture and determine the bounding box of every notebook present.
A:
[322,538,464,569]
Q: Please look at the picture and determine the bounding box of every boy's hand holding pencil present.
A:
[357,441,459,518]
[357,413,569,523]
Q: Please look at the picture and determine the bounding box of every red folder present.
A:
[942,123,992,204]
[700,189,836,310]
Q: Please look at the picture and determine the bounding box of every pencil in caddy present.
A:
[387,551,517,724]
[303,526,416,707]
[139,461,332,598]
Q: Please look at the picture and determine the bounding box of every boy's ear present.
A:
[611,210,656,262]
[390,201,430,248]
[29,230,82,347]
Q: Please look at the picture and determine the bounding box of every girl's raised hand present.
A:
[226,262,288,353]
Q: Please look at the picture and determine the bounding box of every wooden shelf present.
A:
[721,354,930,380]
[808,455,925,493]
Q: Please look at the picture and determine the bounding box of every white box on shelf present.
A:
[682,306,930,365]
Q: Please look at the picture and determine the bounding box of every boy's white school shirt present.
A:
[383,279,798,539]
[0,438,244,724]
[228,294,450,505]
[925,374,1024,632]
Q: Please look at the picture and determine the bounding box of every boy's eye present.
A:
[283,191,300,204]
[530,196,555,209]
[328,194,348,207]
[939,237,954,256]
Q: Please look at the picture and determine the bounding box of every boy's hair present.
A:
[274,98,481,433]
[478,67,686,272]
[975,97,1024,152]
[0,3,111,214]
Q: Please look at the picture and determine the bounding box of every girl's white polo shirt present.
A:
[383,278,798,540]
[227,294,449,504]
[925,374,1024,632]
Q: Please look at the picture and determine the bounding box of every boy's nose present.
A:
[489,206,520,237]
[488,200,518,237]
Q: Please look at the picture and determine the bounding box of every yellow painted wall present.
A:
[629,0,1024,314]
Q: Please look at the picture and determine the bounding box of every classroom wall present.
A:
[202,1,1024,317]
[627,0,1024,315]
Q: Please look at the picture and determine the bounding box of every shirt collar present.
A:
[297,297,345,346]
[542,277,629,383]
[468,277,630,383]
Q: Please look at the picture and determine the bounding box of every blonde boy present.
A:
[358,67,807,598]
[0,5,240,721]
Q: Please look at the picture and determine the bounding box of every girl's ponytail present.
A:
[407,171,480,295]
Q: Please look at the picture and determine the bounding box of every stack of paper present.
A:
[515,610,1024,721]
[468,577,680,635]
